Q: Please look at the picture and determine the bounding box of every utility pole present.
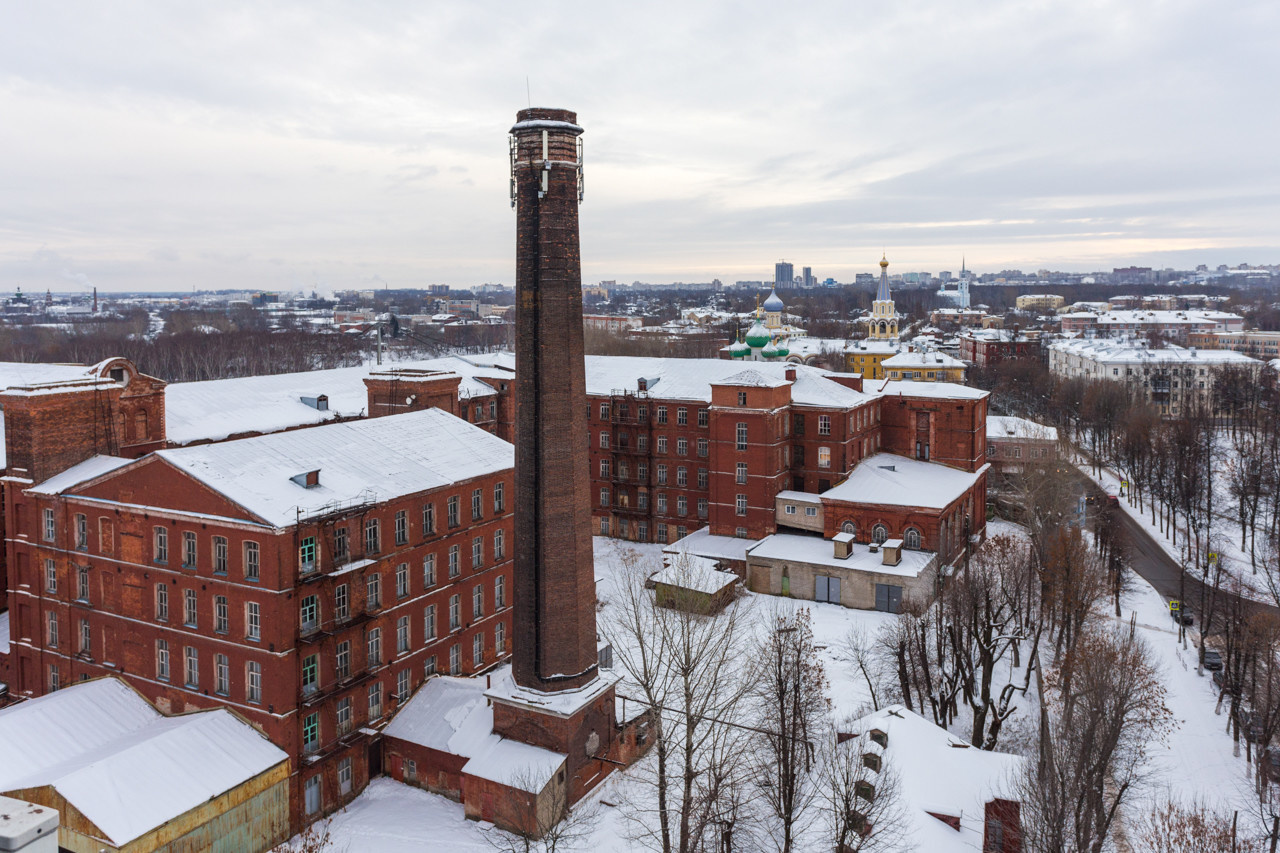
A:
[376,324,383,365]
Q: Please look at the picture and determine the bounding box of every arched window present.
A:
[841,521,856,536]
[134,409,148,441]
[872,524,888,544]
[904,528,921,550]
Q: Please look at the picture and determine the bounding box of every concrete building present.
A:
[1058,309,1244,341]
[1188,330,1280,361]
[1047,338,1260,416]
[775,261,794,290]
[1015,294,1064,312]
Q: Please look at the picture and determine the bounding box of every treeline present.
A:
[0,314,368,382]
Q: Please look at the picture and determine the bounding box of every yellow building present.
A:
[881,349,967,382]
[1015,294,1065,312]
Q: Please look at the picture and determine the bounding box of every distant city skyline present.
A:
[1,2,1277,292]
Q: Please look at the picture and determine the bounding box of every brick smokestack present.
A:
[510,107,598,692]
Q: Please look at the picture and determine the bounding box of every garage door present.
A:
[875,583,903,613]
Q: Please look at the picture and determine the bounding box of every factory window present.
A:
[818,415,831,435]
[155,584,169,621]
[212,536,228,575]
[396,510,408,544]
[153,526,169,564]
[736,423,748,450]
[303,715,319,755]
[472,489,483,521]
[494,482,506,513]
[423,503,436,535]
[43,508,55,542]
[698,408,709,427]
[365,519,381,555]
[677,407,688,425]
[183,531,198,568]
[75,513,88,550]
[736,494,748,516]
[448,496,460,528]
[156,639,170,681]
[244,541,260,580]
[246,662,261,703]
[214,595,228,633]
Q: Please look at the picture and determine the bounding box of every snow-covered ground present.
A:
[291,533,1270,850]
[1116,567,1269,837]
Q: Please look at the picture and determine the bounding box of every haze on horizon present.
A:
[1,1,1276,294]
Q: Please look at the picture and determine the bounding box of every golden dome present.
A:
[879,254,889,269]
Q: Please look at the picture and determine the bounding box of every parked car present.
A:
[1202,649,1224,672]
[1238,709,1268,745]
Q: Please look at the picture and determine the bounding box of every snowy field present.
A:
[285,533,1270,851]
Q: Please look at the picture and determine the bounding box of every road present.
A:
[1085,479,1280,628]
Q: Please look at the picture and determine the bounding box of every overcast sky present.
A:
[1,1,1277,293]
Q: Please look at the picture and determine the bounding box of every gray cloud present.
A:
[0,0,1276,292]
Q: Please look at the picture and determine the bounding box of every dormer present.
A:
[291,469,321,488]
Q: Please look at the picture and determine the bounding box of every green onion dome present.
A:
[761,340,781,359]
[744,320,771,348]
[728,339,751,357]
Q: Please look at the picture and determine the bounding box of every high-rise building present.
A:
[802,266,815,288]
[775,261,794,290]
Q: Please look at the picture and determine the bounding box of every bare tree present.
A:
[602,550,756,853]
[1138,798,1264,853]
[816,723,910,853]
[752,607,830,852]
[1019,625,1174,853]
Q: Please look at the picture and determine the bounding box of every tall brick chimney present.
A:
[509,107,599,692]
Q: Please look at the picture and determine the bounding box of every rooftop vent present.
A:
[300,394,329,411]
[879,465,896,472]
[291,470,321,488]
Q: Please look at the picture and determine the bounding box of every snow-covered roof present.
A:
[747,533,936,578]
[842,705,1024,852]
[1048,339,1260,365]
[663,526,759,564]
[1060,308,1242,325]
[27,455,135,496]
[0,678,287,847]
[986,416,1058,442]
[653,553,740,594]
[164,354,514,445]
[822,454,986,510]
[584,356,871,409]
[66,409,511,529]
[385,673,566,793]
[716,369,789,388]
[0,361,102,389]
[881,350,966,369]
[871,380,988,400]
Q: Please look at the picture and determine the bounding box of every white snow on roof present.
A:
[0,361,101,389]
[1048,338,1260,365]
[747,533,936,579]
[822,454,986,510]
[584,356,870,409]
[716,369,789,388]
[843,705,1023,852]
[663,526,759,564]
[165,354,514,445]
[27,455,135,495]
[653,553,740,594]
[986,416,1058,441]
[385,673,565,793]
[872,379,988,400]
[881,350,965,369]
[0,678,287,846]
[150,408,512,528]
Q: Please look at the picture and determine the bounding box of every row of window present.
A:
[838,520,924,550]
[599,516,690,544]
[149,585,261,640]
[300,574,507,638]
[149,527,262,580]
[297,490,507,573]
[154,640,263,700]
[596,403,708,427]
